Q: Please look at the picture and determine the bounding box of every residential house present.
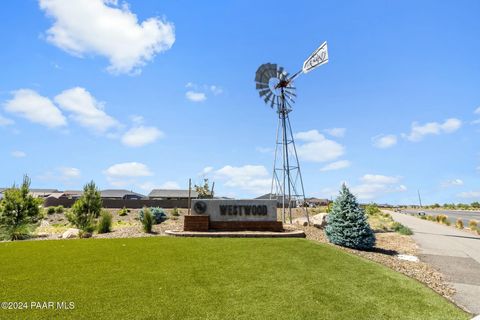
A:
[100,189,145,200]
[148,189,198,200]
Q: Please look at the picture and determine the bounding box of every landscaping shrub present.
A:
[455,219,464,229]
[468,220,478,230]
[55,205,64,214]
[435,214,448,224]
[365,204,381,216]
[141,208,153,233]
[0,175,43,240]
[97,211,112,234]
[118,207,129,216]
[420,215,427,220]
[70,181,102,232]
[47,207,56,214]
[325,184,375,250]
[426,215,435,221]
[139,207,166,224]
[392,222,414,235]
[171,207,180,217]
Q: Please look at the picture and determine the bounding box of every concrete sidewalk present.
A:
[388,211,480,315]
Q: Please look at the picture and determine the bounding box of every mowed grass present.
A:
[0,238,469,320]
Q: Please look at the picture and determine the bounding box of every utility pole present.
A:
[417,189,423,208]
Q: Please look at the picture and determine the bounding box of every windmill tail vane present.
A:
[254,41,329,224]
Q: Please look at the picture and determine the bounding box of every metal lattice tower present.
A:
[254,42,329,224]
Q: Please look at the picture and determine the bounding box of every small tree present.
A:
[195,178,212,199]
[70,181,102,232]
[325,184,376,250]
[0,175,42,240]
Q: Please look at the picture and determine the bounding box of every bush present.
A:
[55,205,64,214]
[392,222,413,235]
[47,207,56,215]
[118,207,129,216]
[171,207,180,217]
[455,219,464,229]
[97,211,112,234]
[426,215,435,221]
[139,207,166,224]
[0,176,42,240]
[435,214,448,224]
[468,220,478,229]
[365,204,381,216]
[70,181,102,232]
[420,215,427,220]
[325,184,375,250]
[141,208,153,233]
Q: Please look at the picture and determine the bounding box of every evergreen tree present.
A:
[69,181,102,232]
[0,175,42,240]
[325,184,376,250]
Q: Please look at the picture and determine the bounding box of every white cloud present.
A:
[210,85,223,95]
[4,89,67,128]
[185,91,207,102]
[38,166,81,182]
[294,130,345,162]
[11,150,27,158]
[360,174,401,184]
[402,118,462,142]
[323,128,346,138]
[59,167,81,180]
[475,106,480,114]
[159,181,180,189]
[441,179,463,187]
[39,0,175,74]
[212,165,271,195]
[458,191,480,199]
[350,174,406,200]
[54,87,120,133]
[104,162,153,178]
[185,83,222,102]
[199,166,214,176]
[0,114,14,126]
[121,125,163,147]
[372,134,397,149]
[320,160,351,172]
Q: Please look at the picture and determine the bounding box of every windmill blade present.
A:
[263,91,273,104]
[258,88,270,97]
[256,83,269,90]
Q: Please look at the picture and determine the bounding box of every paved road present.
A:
[389,211,480,315]
[402,209,480,226]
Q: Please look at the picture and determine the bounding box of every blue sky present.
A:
[1,0,479,204]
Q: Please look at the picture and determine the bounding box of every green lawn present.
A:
[0,237,469,320]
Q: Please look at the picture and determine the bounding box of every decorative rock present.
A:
[40,220,50,227]
[293,217,308,226]
[62,228,80,239]
[397,254,419,262]
[312,213,328,229]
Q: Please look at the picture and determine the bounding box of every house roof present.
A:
[148,189,198,198]
[64,190,83,196]
[46,192,66,199]
[100,189,145,198]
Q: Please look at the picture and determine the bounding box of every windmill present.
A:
[254,42,329,224]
